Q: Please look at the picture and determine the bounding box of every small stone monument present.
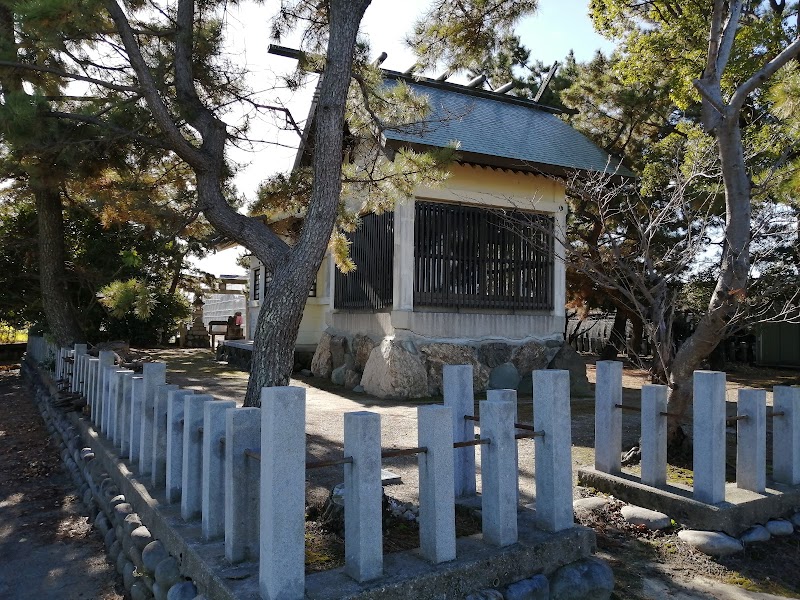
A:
[184,296,211,348]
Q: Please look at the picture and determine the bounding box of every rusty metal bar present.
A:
[306,456,354,470]
[464,414,537,432]
[381,446,428,459]
[769,411,786,418]
[515,432,544,439]
[615,404,641,412]
[725,415,749,424]
[453,438,490,448]
[659,411,683,418]
[244,448,261,461]
[197,426,204,435]
[219,436,226,446]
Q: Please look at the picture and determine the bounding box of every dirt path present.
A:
[0,367,123,600]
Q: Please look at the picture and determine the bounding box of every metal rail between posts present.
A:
[464,414,544,437]
[615,404,786,422]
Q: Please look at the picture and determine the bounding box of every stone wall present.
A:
[310,330,591,399]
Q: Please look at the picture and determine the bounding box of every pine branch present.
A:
[0,59,139,93]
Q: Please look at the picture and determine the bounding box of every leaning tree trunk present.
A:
[242,0,370,406]
[33,185,85,347]
[666,118,751,451]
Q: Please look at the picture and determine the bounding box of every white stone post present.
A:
[736,389,766,493]
[74,354,86,395]
[138,362,167,476]
[102,364,119,436]
[56,347,65,381]
[129,377,144,463]
[595,361,622,475]
[182,394,213,520]
[344,411,383,582]
[443,365,476,499]
[95,351,115,428]
[693,371,727,504]
[489,389,519,503]
[202,399,236,540]
[71,344,88,393]
[418,405,456,564]
[641,384,668,487]
[260,387,306,600]
[480,393,517,547]
[533,369,573,532]
[773,386,800,485]
[87,359,99,421]
[225,407,261,563]
[117,371,134,457]
[112,369,133,448]
[151,384,179,487]
[166,389,194,503]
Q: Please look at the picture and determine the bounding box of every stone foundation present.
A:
[311,330,591,399]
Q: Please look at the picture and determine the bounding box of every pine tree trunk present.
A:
[240,0,370,406]
[666,118,751,449]
[33,185,85,346]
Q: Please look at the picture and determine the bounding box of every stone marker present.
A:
[344,411,383,582]
[87,359,99,421]
[773,386,800,485]
[418,404,456,564]
[481,393,517,547]
[443,365,476,499]
[138,363,167,476]
[260,386,306,600]
[114,371,134,453]
[202,399,236,540]
[182,394,213,521]
[151,384,180,488]
[129,377,144,464]
[641,384,668,487]
[166,389,194,503]
[71,344,88,393]
[533,370,574,532]
[693,371,726,504]
[95,351,115,429]
[594,361,622,475]
[736,389,766,493]
[225,407,261,563]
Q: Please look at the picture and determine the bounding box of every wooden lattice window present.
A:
[414,201,554,310]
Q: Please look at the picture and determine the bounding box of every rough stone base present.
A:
[578,467,800,536]
[305,512,596,600]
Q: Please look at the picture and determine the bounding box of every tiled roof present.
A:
[382,79,631,176]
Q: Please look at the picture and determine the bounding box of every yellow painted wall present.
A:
[415,163,566,212]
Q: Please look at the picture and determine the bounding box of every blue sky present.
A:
[198,1,617,275]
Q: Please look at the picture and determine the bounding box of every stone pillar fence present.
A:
[592,360,800,502]
[29,337,578,600]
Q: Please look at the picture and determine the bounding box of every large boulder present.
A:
[352,334,377,372]
[361,340,428,399]
[477,342,512,369]
[511,341,550,379]
[419,343,490,395]
[330,335,348,370]
[310,332,334,379]
[548,343,591,397]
